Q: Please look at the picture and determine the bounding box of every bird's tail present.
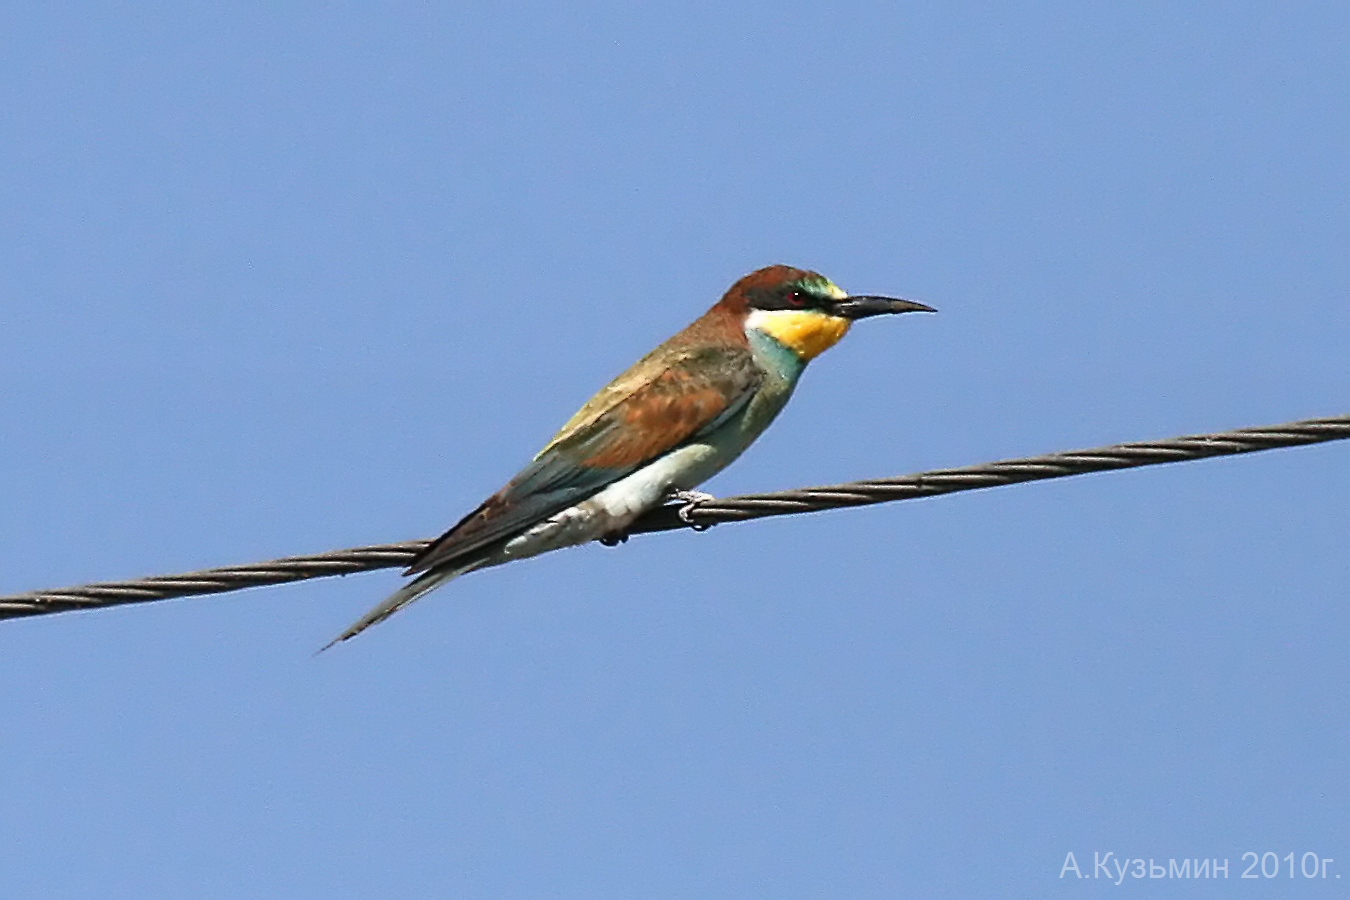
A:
[318,559,486,652]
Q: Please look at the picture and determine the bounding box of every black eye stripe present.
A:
[749,285,826,311]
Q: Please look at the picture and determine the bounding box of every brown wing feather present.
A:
[407,342,761,574]
[578,365,738,467]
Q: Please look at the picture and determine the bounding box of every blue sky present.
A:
[2,3,1346,896]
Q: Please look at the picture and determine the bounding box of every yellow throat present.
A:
[745,308,852,361]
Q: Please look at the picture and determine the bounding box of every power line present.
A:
[2,413,1346,622]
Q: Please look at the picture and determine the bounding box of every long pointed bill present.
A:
[829,295,936,319]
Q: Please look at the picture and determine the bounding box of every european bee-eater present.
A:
[325,265,933,648]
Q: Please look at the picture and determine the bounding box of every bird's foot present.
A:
[668,489,716,531]
[598,530,629,547]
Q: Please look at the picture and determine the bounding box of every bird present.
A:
[323,265,934,649]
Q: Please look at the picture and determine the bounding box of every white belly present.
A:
[498,442,724,562]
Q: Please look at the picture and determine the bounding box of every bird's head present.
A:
[727,265,934,361]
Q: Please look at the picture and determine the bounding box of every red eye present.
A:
[787,291,805,307]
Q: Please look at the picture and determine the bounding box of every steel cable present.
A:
[2,413,1346,622]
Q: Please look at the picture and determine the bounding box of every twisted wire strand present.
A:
[2,414,1346,621]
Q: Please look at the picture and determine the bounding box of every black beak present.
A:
[829,295,936,320]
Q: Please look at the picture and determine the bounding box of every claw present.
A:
[669,489,716,531]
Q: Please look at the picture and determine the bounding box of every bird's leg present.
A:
[601,489,716,546]
[668,488,716,531]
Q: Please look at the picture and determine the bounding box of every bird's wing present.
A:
[408,343,762,575]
